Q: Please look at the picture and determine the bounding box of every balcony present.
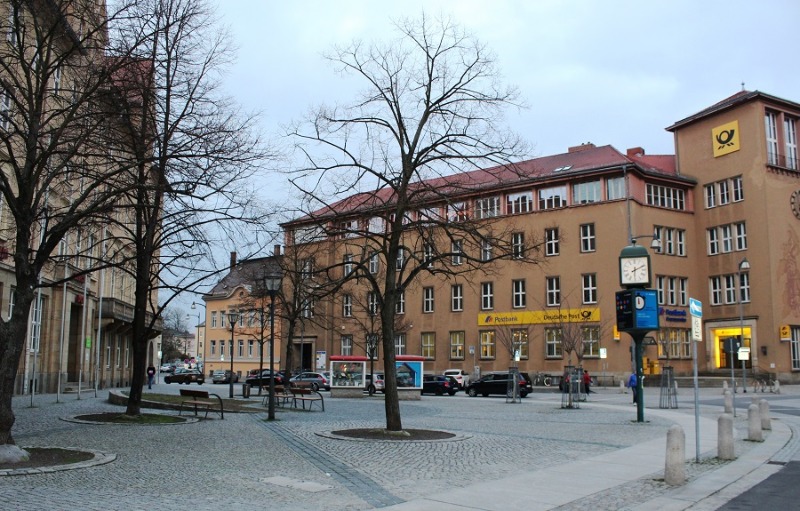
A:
[767,151,799,172]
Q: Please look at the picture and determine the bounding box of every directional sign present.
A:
[692,316,702,342]
[689,298,702,317]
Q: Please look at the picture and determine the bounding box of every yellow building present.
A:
[282,90,800,384]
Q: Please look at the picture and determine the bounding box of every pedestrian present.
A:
[147,364,156,389]
[627,372,637,404]
[583,370,592,394]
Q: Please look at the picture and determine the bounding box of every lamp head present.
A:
[739,258,750,271]
[227,310,240,325]
[263,272,283,295]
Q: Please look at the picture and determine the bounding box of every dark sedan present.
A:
[164,368,205,385]
[421,374,458,396]
[465,372,532,398]
[245,370,285,388]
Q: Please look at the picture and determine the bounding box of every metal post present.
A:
[730,336,736,416]
[634,334,645,422]
[228,313,236,399]
[268,296,276,420]
[739,258,750,394]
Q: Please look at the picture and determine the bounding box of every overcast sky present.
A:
[215,0,799,163]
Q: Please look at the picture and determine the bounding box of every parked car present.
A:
[164,368,205,385]
[245,369,285,388]
[465,371,532,398]
[365,372,385,393]
[444,369,471,389]
[290,372,330,391]
[421,374,458,396]
[211,370,238,384]
[159,364,175,373]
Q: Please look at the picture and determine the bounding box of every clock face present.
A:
[791,190,800,220]
[620,256,650,285]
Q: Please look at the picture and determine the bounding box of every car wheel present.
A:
[467,388,477,397]
[448,390,456,396]
[367,384,375,394]
[482,393,489,397]
[310,382,319,391]
[520,391,528,398]
[435,387,444,396]
[165,380,170,384]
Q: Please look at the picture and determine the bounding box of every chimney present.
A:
[229,251,237,270]
[627,147,645,157]
[273,244,281,256]
[568,142,596,153]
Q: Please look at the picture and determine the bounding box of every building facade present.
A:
[281,90,800,384]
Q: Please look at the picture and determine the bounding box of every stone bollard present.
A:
[620,380,626,394]
[723,389,733,414]
[759,399,771,431]
[722,380,729,393]
[748,404,763,442]
[665,424,686,486]
[774,380,781,394]
[718,414,735,460]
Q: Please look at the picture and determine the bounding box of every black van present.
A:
[465,372,533,398]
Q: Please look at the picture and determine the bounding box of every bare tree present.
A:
[287,14,535,432]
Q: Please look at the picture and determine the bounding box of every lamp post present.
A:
[739,258,750,394]
[226,310,240,399]
[263,272,282,421]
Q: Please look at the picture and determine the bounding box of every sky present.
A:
[214,0,800,161]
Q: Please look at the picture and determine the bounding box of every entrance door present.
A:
[719,336,751,369]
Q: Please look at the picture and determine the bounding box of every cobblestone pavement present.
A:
[2,385,795,510]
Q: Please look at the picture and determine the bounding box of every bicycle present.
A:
[531,372,552,387]
[753,374,776,393]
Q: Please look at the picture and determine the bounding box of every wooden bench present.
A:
[179,388,224,419]
[290,386,324,411]
[261,385,291,407]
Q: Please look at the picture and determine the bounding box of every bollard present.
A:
[773,380,781,394]
[748,404,763,442]
[722,380,729,393]
[723,389,733,414]
[664,424,686,486]
[759,399,771,431]
[619,380,626,394]
[718,414,735,460]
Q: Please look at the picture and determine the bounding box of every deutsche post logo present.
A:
[712,120,740,157]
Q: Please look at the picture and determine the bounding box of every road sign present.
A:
[599,348,607,359]
[689,298,702,317]
[692,316,702,342]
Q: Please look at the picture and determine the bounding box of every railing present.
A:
[767,151,799,171]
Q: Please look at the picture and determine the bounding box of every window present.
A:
[451,284,463,312]
[367,291,378,316]
[676,230,686,256]
[739,272,750,303]
[512,232,525,258]
[394,334,406,355]
[709,276,722,305]
[475,196,500,219]
[512,279,526,308]
[580,223,595,252]
[447,201,468,222]
[546,276,560,306]
[0,88,11,131]
[220,311,227,329]
[341,335,353,356]
[238,340,244,357]
[679,278,688,306]
[646,184,685,210]
[418,207,441,223]
[707,228,719,255]
[735,222,747,250]
[396,248,405,271]
[210,340,216,356]
[582,326,600,357]
[705,184,716,209]
[248,340,254,357]
[725,274,737,304]
[481,239,492,261]
[343,254,354,276]
[423,242,435,267]
[6,5,17,45]
[421,332,435,359]
[766,111,779,165]
[479,330,495,359]
[219,340,225,358]
[512,329,529,359]
[719,180,730,205]
[369,253,379,274]
[342,294,352,317]
[506,191,532,214]
[572,180,601,204]
[367,216,385,233]
[301,297,314,318]
[656,276,665,304]
[481,282,494,310]
[211,311,217,328]
[545,228,559,256]
[451,240,463,265]
[423,287,434,313]
[366,335,379,359]
[338,219,358,238]
[450,331,465,359]
[607,176,626,200]
[786,117,798,170]
[721,224,733,253]
[52,66,62,95]
[545,327,562,358]
[539,185,567,210]
[395,292,405,314]
[667,277,676,305]
[732,176,744,202]
[582,274,597,304]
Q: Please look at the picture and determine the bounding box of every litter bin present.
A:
[242,383,251,398]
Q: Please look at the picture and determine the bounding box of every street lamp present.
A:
[263,272,282,421]
[739,258,751,394]
[630,234,662,251]
[226,310,240,399]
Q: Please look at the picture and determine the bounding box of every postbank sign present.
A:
[478,308,600,326]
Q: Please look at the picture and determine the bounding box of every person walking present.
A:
[147,365,156,389]
[583,370,592,395]
[627,372,637,404]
